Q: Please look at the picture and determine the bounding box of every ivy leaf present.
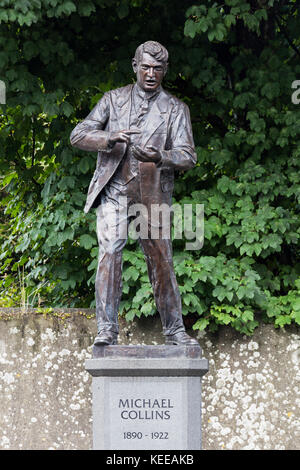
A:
[79,234,96,249]
[193,318,209,331]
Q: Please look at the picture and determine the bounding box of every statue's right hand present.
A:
[108,129,141,147]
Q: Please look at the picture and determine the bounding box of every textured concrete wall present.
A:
[0,308,299,450]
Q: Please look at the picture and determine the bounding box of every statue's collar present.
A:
[116,83,168,113]
[133,83,161,101]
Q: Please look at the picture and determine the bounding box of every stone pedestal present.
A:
[85,345,208,450]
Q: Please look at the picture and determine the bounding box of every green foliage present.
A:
[0,0,299,334]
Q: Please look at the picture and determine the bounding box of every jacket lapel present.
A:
[116,84,133,130]
[141,89,169,147]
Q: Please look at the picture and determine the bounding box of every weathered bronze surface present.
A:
[70,41,198,346]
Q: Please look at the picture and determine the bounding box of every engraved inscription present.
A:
[108,379,185,450]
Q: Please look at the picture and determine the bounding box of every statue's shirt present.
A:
[111,84,160,185]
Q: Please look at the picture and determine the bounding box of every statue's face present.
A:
[132,52,166,92]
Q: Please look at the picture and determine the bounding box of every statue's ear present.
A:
[132,58,137,74]
[164,63,169,77]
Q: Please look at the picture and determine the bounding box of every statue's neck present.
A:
[134,82,162,100]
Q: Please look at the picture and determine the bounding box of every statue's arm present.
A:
[70,93,111,152]
[158,103,197,170]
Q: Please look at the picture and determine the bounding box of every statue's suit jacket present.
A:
[70,84,197,213]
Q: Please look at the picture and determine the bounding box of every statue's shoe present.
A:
[93,331,118,346]
[165,330,199,346]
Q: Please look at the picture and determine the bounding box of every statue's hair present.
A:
[134,41,168,65]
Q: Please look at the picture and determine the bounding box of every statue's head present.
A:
[132,41,168,92]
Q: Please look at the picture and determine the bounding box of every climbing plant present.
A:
[0,0,299,334]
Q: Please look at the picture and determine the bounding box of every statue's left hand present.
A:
[132,145,161,164]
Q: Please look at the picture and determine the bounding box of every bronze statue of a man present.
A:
[70,41,198,346]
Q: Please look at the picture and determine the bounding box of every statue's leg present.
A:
[95,185,128,335]
[139,236,185,336]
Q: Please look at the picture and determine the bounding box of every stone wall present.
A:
[0,308,299,450]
